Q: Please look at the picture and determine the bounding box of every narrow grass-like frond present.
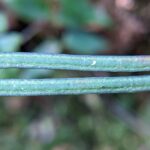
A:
[0,52,150,72]
[0,75,150,96]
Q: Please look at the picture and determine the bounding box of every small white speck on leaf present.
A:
[91,60,96,66]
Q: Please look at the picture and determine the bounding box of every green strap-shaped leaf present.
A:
[0,52,150,72]
[0,75,150,96]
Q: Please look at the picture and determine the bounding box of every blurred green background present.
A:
[0,0,150,149]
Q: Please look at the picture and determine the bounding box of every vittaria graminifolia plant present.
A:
[0,52,150,96]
